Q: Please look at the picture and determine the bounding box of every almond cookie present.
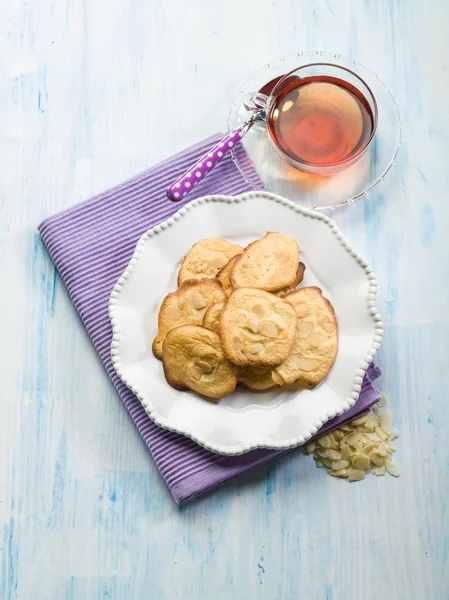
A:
[274,287,338,387]
[237,366,277,391]
[230,232,300,292]
[220,288,297,367]
[275,262,306,296]
[216,254,241,297]
[152,279,226,359]
[178,238,243,285]
[203,301,225,334]
[162,325,238,400]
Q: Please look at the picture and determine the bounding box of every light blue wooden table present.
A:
[1,1,448,598]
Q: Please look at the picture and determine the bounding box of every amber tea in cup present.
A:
[266,64,378,175]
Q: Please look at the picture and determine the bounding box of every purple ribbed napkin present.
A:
[39,133,382,503]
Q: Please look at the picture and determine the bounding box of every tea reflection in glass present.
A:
[266,67,377,175]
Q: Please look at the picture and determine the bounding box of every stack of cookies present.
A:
[153,232,338,401]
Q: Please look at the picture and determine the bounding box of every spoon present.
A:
[167,93,268,201]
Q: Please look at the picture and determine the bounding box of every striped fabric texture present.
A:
[39,134,381,503]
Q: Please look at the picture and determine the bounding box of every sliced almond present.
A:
[189,293,208,309]
[296,358,319,372]
[366,432,382,443]
[361,441,377,454]
[247,316,259,333]
[315,460,325,468]
[352,453,370,471]
[189,364,204,380]
[388,430,399,441]
[348,469,366,482]
[297,320,314,337]
[328,468,348,478]
[308,401,400,482]
[383,442,393,454]
[196,360,213,373]
[327,449,341,461]
[375,426,389,441]
[376,441,389,457]
[369,451,385,467]
[165,305,181,320]
[304,442,316,455]
[377,394,387,408]
[317,434,332,449]
[364,415,378,431]
[249,343,264,355]
[328,433,337,448]
[346,433,361,447]
[379,411,394,434]
[340,444,352,462]
[332,459,349,471]
[259,321,279,338]
[251,304,266,319]
[386,459,400,477]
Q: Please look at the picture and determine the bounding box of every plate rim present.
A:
[109,191,384,455]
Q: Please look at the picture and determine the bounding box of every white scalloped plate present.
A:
[109,192,383,455]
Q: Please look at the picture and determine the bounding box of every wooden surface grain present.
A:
[1,1,448,598]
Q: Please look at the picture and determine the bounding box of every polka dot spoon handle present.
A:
[167,128,244,201]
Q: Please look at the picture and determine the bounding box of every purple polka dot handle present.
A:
[167,128,244,201]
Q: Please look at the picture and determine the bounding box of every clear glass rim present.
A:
[228,50,402,210]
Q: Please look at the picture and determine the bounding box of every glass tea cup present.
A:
[244,62,378,175]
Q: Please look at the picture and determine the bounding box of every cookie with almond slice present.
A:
[152,279,226,359]
[275,262,306,296]
[237,366,278,391]
[274,286,338,387]
[162,325,237,400]
[220,288,297,367]
[203,301,225,334]
[216,254,241,297]
[230,232,300,292]
[178,238,243,285]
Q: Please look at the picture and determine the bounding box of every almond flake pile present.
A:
[304,395,400,481]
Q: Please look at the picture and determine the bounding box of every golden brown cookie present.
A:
[178,238,243,285]
[220,288,297,367]
[275,263,306,296]
[216,254,241,297]
[203,301,225,334]
[162,325,238,400]
[230,232,300,292]
[152,279,226,359]
[274,287,338,387]
[237,366,277,391]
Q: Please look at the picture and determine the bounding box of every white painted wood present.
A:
[1,0,448,598]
